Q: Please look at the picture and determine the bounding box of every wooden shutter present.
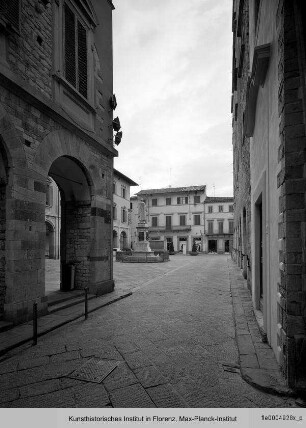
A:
[78,20,87,98]
[64,4,76,87]
[0,0,20,31]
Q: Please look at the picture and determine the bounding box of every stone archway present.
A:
[48,155,93,292]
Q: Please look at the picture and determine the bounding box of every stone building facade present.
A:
[130,187,234,254]
[113,169,138,251]
[0,0,117,324]
[204,197,234,254]
[232,0,306,392]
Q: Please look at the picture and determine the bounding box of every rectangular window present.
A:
[229,205,234,212]
[194,215,200,225]
[130,202,133,210]
[121,187,126,199]
[208,221,214,234]
[194,195,200,204]
[64,4,88,98]
[152,216,158,227]
[152,198,157,206]
[121,208,127,223]
[218,205,223,212]
[166,216,172,230]
[177,196,188,205]
[166,197,171,205]
[113,182,116,194]
[113,206,117,220]
[208,206,213,213]
[218,221,224,234]
[180,215,186,226]
[229,220,234,234]
[0,0,20,32]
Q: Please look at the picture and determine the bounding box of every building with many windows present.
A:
[113,169,138,250]
[204,197,234,253]
[130,187,234,254]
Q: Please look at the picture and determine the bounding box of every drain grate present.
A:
[68,358,119,383]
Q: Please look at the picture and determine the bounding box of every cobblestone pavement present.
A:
[0,255,297,408]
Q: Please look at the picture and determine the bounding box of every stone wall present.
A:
[276,0,306,389]
[232,0,252,289]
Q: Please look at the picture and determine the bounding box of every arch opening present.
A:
[45,156,93,296]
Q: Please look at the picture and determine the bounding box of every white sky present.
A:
[112,0,233,197]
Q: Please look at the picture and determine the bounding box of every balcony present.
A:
[149,225,192,233]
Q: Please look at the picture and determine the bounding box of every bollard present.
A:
[33,302,38,346]
[84,287,89,320]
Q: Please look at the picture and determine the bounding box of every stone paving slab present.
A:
[110,383,156,408]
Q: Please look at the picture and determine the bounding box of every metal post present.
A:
[33,302,38,346]
[84,287,89,320]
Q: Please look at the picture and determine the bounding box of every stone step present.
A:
[47,290,85,307]
[48,294,96,314]
[0,320,14,333]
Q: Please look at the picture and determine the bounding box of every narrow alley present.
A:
[0,255,296,408]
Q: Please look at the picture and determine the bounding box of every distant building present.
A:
[232,0,306,392]
[204,197,234,254]
[113,169,138,250]
[130,187,234,254]
[45,178,61,259]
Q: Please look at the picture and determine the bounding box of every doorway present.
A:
[225,240,230,253]
[45,156,92,295]
[208,240,217,253]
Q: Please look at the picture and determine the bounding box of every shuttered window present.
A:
[0,0,20,32]
[64,3,88,98]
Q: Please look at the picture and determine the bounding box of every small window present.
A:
[194,215,200,225]
[218,221,224,234]
[121,187,126,199]
[208,221,214,234]
[152,216,158,227]
[180,215,186,226]
[121,208,127,223]
[208,206,213,213]
[166,197,171,205]
[113,206,117,220]
[152,198,157,206]
[229,205,234,212]
[229,220,234,234]
[194,195,200,204]
[130,202,133,210]
[218,205,223,213]
[177,196,188,205]
[113,182,116,194]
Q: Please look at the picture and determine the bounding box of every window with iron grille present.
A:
[166,197,171,205]
[0,0,20,33]
[180,215,186,226]
[152,216,158,227]
[64,3,88,98]
[152,198,157,206]
[194,215,200,225]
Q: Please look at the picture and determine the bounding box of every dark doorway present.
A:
[208,240,217,253]
[225,240,230,253]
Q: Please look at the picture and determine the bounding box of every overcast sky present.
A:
[112,0,233,197]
